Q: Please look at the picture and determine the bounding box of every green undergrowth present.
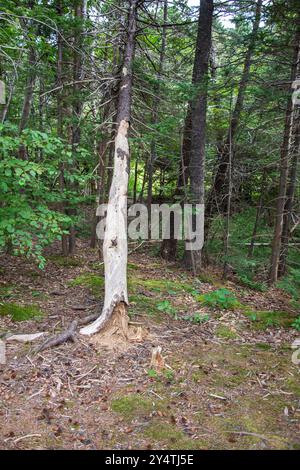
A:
[197,288,240,310]
[0,302,43,321]
[48,255,82,268]
[68,273,104,297]
[242,309,297,330]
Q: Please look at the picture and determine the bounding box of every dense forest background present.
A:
[0,0,299,302]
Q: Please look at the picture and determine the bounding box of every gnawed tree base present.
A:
[90,302,149,352]
[30,304,148,354]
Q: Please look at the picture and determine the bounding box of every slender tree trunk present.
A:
[147,0,168,234]
[56,0,69,256]
[133,157,138,203]
[81,0,138,336]
[68,0,86,255]
[18,45,36,159]
[248,168,267,258]
[206,0,262,221]
[278,107,300,276]
[183,0,214,272]
[270,30,300,283]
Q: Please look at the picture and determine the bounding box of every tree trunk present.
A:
[278,105,300,276]
[206,0,262,221]
[183,0,214,272]
[147,0,168,235]
[248,168,267,258]
[68,0,86,255]
[269,29,300,283]
[18,45,36,159]
[81,0,138,336]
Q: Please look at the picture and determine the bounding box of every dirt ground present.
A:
[0,240,300,450]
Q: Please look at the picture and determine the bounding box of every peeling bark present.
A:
[80,0,138,336]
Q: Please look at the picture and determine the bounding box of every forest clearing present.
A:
[0,240,300,450]
[0,0,300,453]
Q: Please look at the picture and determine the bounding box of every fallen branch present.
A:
[7,332,46,343]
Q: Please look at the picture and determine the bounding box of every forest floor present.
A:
[0,239,300,450]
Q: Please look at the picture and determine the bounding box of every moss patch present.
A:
[215,325,238,339]
[111,394,154,419]
[48,255,82,268]
[143,422,202,449]
[0,302,43,321]
[68,273,104,297]
[243,309,296,330]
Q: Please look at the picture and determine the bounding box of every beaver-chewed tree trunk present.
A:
[80,0,138,338]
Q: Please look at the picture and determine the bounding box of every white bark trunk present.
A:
[80,120,129,335]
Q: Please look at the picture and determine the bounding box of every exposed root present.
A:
[30,302,148,354]
[35,311,100,353]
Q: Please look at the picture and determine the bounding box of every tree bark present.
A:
[81,0,138,336]
[206,0,262,221]
[248,168,267,258]
[147,0,168,235]
[183,0,214,272]
[269,29,300,283]
[18,45,36,160]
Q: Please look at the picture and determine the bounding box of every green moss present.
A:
[111,394,154,419]
[286,377,300,397]
[128,275,197,296]
[255,342,272,351]
[68,273,104,297]
[215,325,238,339]
[0,302,43,321]
[243,309,296,330]
[129,293,161,320]
[143,422,201,449]
[128,262,139,271]
[48,255,82,268]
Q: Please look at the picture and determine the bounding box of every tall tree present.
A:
[270,26,300,283]
[183,0,214,272]
[206,0,263,222]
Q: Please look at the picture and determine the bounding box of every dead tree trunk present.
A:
[80,0,138,336]
[183,0,214,272]
[269,30,300,283]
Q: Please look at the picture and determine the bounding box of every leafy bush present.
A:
[0,123,93,267]
[198,288,239,310]
[292,317,300,332]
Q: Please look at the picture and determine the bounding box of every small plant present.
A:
[292,317,300,331]
[198,288,239,310]
[238,274,267,292]
[156,300,178,319]
[147,368,158,378]
[184,313,210,324]
[164,369,175,381]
